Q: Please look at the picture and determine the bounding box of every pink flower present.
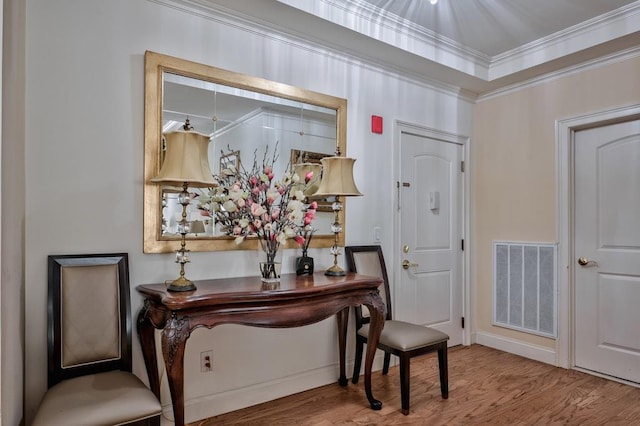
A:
[200,210,212,217]
[253,219,262,229]
[309,201,318,210]
[294,235,305,246]
[264,166,272,174]
[305,171,314,183]
[304,216,312,225]
[250,176,258,186]
[251,203,266,217]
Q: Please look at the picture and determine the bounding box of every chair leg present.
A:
[437,345,449,399]
[399,354,411,415]
[352,337,364,384]
[382,352,391,375]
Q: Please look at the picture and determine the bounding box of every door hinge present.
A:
[461,239,465,251]
[461,317,465,329]
[461,161,465,172]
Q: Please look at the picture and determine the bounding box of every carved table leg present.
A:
[364,292,385,410]
[137,301,161,400]
[336,307,349,386]
[161,313,191,426]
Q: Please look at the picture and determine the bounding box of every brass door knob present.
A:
[578,257,597,266]
[402,259,418,270]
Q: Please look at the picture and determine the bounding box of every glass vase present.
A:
[259,246,282,285]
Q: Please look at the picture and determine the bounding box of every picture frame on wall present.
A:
[220,150,240,173]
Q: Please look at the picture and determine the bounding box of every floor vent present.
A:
[493,241,557,338]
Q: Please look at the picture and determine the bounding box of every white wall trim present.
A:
[479,45,640,102]
[171,357,385,423]
[555,103,640,370]
[473,331,556,366]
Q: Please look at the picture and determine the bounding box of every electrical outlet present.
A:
[200,350,213,372]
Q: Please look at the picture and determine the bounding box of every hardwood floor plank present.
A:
[191,344,640,425]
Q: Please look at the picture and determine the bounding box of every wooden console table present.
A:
[136,272,385,426]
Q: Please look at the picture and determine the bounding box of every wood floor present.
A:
[191,344,640,425]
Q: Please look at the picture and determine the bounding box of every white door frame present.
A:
[556,103,640,369]
[393,120,471,346]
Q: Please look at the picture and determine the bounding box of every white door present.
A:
[574,119,640,383]
[398,130,464,346]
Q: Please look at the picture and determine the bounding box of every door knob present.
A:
[577,257,597,266]
[402,259,418,270]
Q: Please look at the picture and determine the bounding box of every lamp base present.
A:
[166,276,197,292]
[324,264,346,276]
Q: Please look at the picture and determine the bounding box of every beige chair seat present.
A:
[32,370,161,426]
[358,320,449,351]
[346,245,449,415]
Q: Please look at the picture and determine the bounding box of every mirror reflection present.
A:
[143,51,348,253]
[160,73,336,239]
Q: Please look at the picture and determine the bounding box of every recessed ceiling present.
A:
[171,0,640,95]
[360,0,638,57]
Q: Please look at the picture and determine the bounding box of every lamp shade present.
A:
[293,163,323,196]
[189,220,206,234]
[151,130,216,188]
[312,157,363,197]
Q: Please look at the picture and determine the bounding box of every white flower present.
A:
[276,232,287,245]
[222,200,237,213]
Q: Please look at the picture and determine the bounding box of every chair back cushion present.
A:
[48,254,132,387]
[61,264,120,367]
[345,245,393,323]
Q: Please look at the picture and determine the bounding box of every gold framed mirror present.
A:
[143,51,347,253]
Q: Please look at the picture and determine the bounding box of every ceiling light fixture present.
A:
[430,0,438,4]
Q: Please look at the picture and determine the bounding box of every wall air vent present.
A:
[493,241,557,338]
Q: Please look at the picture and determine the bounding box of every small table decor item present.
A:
[296,228,315,275]
[199,146,318,282]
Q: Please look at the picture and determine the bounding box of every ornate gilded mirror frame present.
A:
[143,51,347,253]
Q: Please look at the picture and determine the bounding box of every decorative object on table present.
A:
[295,227,315,276]
[198,144,318,283]
[151,119,216,292]
[312,152,363,276]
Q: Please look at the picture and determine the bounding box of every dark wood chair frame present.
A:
[345,245,448,414]
[47,253,160,426]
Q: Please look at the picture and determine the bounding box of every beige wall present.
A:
[472,55,640,348]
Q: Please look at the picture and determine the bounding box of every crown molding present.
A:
[489,1,640,80]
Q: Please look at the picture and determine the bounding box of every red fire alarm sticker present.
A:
[371,115,383,134]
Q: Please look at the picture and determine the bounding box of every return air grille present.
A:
[493,241,557,338]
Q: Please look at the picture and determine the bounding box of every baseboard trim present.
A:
[166,355,386,424]
[473,331,557,366]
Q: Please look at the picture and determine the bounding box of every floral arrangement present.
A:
[197,146,318,278]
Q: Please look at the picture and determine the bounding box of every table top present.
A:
[137,272,382,310]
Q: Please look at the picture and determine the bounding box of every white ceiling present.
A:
[361,0,638,57]
[178,0,640,95]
